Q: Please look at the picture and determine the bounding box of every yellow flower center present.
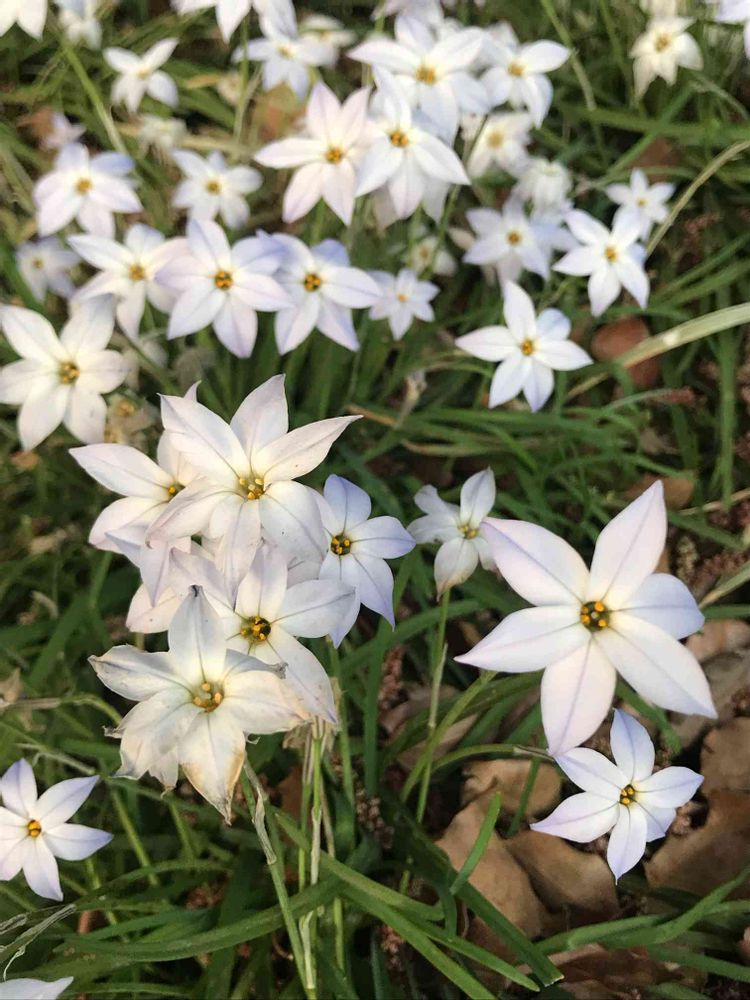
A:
[330,535,352,556]
[325,146,345,164]
[604,245,618,263]
[239,616,272,642]
[304,272,322,292]
[619,784,637,806]
[214,270,233,289]
[637,196,648,207]
[238,475,265,500]
[205,179,222,194]
[521,338,535,356]
[654,32,672,52]
[31,257,44,270]
[389,130,410,148]
[129,263,147,282]
[192,680,224,713]
[278,44,293,58]
[580,600,610,630]
[397,292,409,303]
[507,229,522,246]
[166,483,181,498]
[415,64,437,84]
[460,524,478,539]
[59,361,80,384]
[508,61,525,77]
[76,177,92,194]
[487,130,504,148]
[27,819,42,838]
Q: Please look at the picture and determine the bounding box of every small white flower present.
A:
[606,168,674,241]
[70,224,180,341]
[714,0,750,57]
[57,0,101,48]
[41,112,84,150]
[0,300,129,451]
[92,588,314,822]
[408,233,457,276]
[465,111,532,178]
[355,69,470,222]
[157,219,290,358]
[138,114,187,152]
[369,267,438,340]
[146,374,358,568]
[171,150,261,229]
[348,15,487,141]
[408,468,496,595]
[316,475,415,643]
[0,0,47,38]
[33,143,142,239]
[0,759,111,901]
[463,198,553,284]
[373,0,443,23]
[16,238,78,301]
[272,236,381,353]
[512,156,572,215]
[172,0,251,43]
[630,17,703,98]
[232,19,329,100]
[532,710,703,881]
[105,39,179,113]
[299,13,356,65]
[554,209,649,316]
[457,481,716,754]
[456,281,591,411]
[482,36,569,127]
[0,977,74,1000]
[256,82,372,225]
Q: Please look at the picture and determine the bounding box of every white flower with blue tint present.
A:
[171,150,261,229]
[482,35,569,127]
[0,759,111,901]
[463,199,553,284]
[630,17,703,98]
[606,168,675,241]
[532,710,703,880]
[104,40,179,113]
[457,482,715,754]
[408,468,496,596]
[16,238,78,302]
[369,267,438,340]
[316,475,415,644]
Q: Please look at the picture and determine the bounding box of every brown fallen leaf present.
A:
[687,619,750,662]
[645,791,750,895]
[672,644,750,746]
[506,831,618,919]
[546,943,704,998]
[737,926,750,965]
[701,717,750,796]
[435,800,549,938]
[591,317,660,389]
[381,684,476,769]
[462,759,561,818]
[625,472,695,510]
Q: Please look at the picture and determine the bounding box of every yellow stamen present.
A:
[654,32,671,52]
[507,229,522,246]
[214,269,233,289]
[508,61,525,77]
[604,245,618,262]
[580,600,610,630]
[239,615,272,641]
[129,263,146,282]
[31,257,44,270]
[487,130,504,148]
[59,361,80,384]
[237,475,265,500]
[619,784,636,806]
[304,272,322,292]
[27,819,42,838]
[460,524,478,540]
[192,681,224,713]
[330,535,352,556]
[76,177,92,194]
[521,338,534,356]
[389,130,410,148]
[415,65,437,84]
[325,146,344,164]
[205,179,222,194]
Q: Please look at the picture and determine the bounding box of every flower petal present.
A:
[606,803,648,881]
[637,766,703,808]
[541,639,617,754]
[530,792,619,843]
[456,605,586,674]
[610,708,655,783]
[622,573,704,639]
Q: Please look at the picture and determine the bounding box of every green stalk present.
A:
[60,37,126,154]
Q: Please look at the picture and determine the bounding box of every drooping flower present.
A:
[92,588,314,822]
[408,231,457,276]
[255,82,372,225]
[0,978,74,1000]
[355,69,470,222]
[33,143,142,239]
[456,281,591,411]
[714,0,750,57]
[630,17,703,97]
[315,475,415,643]
[408,468,496,595]
[58,0,101,48]
[0,759,111,901]
[138,115,188,153]
[70,224,180,341]
[554,210,649,316]
[16,238,78,301]
[457,482,716,754]
[157,219,290,357]
[171,150,262,229]
[532,710,703,880]
[512,157,572,216]
[299,13,356,65]
[465,111,532,179]
[368,267,438,340]
[146,375,358,570]
[104,39,179,113]
[271,236,381,353]
[462,199,553,284]
[40,112,85,150]
[0,0,47,37]
[482,35,569,127]
[606,168,674,241]
[0,300,129,451]
[348,15,487,141]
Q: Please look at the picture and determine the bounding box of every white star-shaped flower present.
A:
[172,0,254,43]
[232,17,329,99]
[606,168,675,241]
[630,17,703,97]
[463,199,553,284]
[532,710,703,881]
[457,481,716,754]
[408,468,496,595]
[157,219,291,358]
[34,143,142,239]
[512,156,572,216]
[482,36,569,127]
[0,759,111,901]
[465,111,532,179]
[255,82,372,225]
[0,0,47,37]
[16,238,78,301]
[104,39,179,113]
[58,0,101,48]
[0,300,129,451]
[348,15,487,141]
[271,236,381,353]
[456,281,591,411]
[369,267,438,340]
[299,13,356,65]
[92,588,313,822]
[70,224,180,341]
[554,209,649,316]
[171,150,261,229]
